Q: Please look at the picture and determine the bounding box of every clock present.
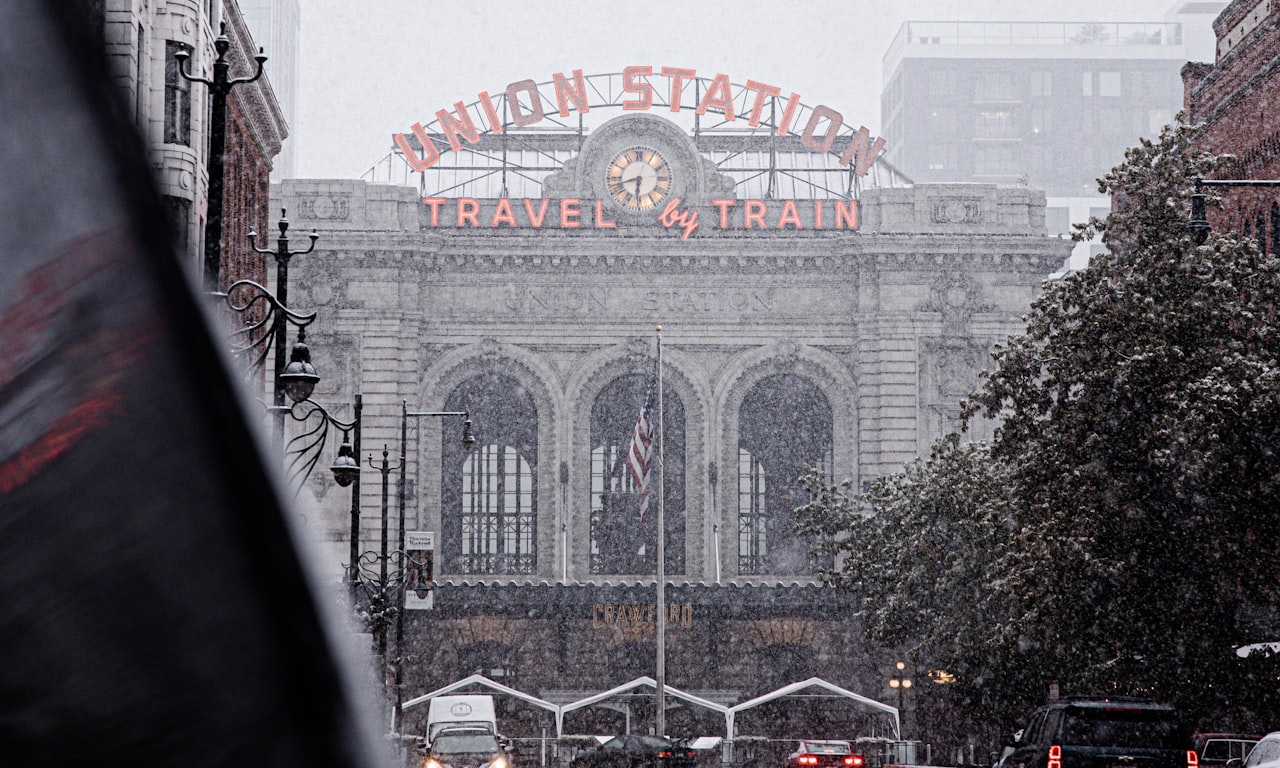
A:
[606,146,672,212]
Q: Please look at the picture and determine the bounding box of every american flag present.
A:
[626,396,655,521]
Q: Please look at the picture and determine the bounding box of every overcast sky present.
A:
[293,0,1191,180]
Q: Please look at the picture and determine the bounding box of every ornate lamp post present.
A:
[889,660,912,738]
[175,23,266,292]
[1187,177,1280,245]
[348,404,475,745]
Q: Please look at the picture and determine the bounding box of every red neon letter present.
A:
[457,198,481,227]
[422,197,446,226]
[478,91,504,135]
[622,66,654,111]
[395,123,441,172]
[595,199,617,229]
[695,73,735,120]
[523,198,550,227]
[776,200,803,229]
[661,66,697,112]
[436,101,480,151]
[553,69,590,117]
[507,79,545,127]
[712,199,737,229]
[491,198,518,228]
[814,200,824,229]
[838,126,887,177]
[776,92,801,135]
[744,200,767,229]
[834,200,859,229]
[744,80,781,127]
[560,198,582,228]
[801,105,843,153]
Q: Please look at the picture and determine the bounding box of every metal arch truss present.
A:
[362,71,912,199]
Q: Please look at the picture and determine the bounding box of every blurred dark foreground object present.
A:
[0,4,382,766]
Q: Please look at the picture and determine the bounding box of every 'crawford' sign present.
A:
[397,66,884,176]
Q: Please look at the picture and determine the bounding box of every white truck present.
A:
[427,694,498,742]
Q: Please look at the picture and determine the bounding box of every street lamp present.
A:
[248,210,319,448]
[1187,177,1280,245]
[347,404,475,745]
[889,660,912,736]
[175,22,267,292]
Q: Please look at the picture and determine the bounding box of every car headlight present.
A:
[424,759,446,768]
[488,756,508,768]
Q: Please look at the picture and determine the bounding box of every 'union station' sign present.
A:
[398,67,883,238]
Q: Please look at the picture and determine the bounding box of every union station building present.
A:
[273,70,1071,743]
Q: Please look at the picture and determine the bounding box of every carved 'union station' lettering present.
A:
[504,286,610,313]
[642,289,775,313]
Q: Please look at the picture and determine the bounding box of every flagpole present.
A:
[655,325,665,737]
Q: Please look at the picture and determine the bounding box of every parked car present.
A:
[1193,733,1260,768]
[424,728,513,768]
[1002,697,1193,768]
[784,740,865,768]
[1231,732,1280,768]
[570,735,696,768]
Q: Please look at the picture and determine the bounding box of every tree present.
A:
[796,435,1032,736]
[798,120,1280,737]
[963,119,1280,726]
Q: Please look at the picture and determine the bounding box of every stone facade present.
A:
[1183,0,1280,243]
[271,164,1066,734]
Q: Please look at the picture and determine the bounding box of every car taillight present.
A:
[1188,751,1199,768]
[1048,745,1062,768]
[658,752,672,759]
[799,756,819,765]
[845,756,865,767]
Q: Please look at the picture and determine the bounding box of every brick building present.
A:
[1183,0,1280,244]
[93,0,287,289]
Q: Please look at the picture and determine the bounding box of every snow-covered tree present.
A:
[800,120,1280,732]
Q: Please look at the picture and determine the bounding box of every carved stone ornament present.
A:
[930,197,983,224]
[296,195,350,220]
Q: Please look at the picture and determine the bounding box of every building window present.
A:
[974,145,1019,176]
[927,68,959,98]
[1029,70,1052,97]
[1099,71,1121,97]
[1029,108,1050,135]
[1147,109,1172,135]
[589,374,685,575]
[737,374,833,576]
[1045,206,1071,236]
[163,41,192,145]
[442,373,537,575]
[975,110,1015,138]
[161,195,192,260]
[975,71,1015,101]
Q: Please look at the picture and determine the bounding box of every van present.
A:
[427,695,498,742]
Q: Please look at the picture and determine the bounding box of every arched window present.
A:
[1258,211,1267,253]
[589,374,685,575]
[442,373,537,575]
[1270,201,1280,256]
[738,374,833,576]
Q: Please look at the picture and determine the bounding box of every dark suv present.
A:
[1003,698,1193,768]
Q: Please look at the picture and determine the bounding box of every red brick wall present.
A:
[221,97,272,291]
[1184,0,1280,245]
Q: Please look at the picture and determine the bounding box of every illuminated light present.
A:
[1188,751,1199,768]
[1048,745,1062,768]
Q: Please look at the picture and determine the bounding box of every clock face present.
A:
[606,146,672,212]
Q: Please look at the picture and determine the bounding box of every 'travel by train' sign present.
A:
[421,196,860,238]
[396,66,885,176]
